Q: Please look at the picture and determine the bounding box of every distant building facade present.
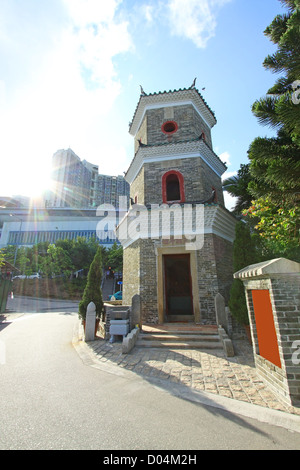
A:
[48,148,92,208]
[45,148,129,209]
[0,148,129,249]
[0,207,121,249]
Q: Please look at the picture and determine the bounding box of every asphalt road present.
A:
[0,308,300,451]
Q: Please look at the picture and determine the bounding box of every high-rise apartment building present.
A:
[48,149,91,208]
[97,174,129,208]
[45,148,129,209]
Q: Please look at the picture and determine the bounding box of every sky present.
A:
[0,0,286,209]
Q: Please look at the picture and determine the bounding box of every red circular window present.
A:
[161,121,178,135]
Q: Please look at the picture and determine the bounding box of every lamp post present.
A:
[9,214,23,268]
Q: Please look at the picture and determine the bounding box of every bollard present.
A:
[85,302,96,342]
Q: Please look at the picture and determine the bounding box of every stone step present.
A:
[140,333,220,342]
[136,331,223,349]
[135,339,223,349]
[136,323,224,350]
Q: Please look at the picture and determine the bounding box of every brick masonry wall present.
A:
[143,157,224,206]
[130,166,145,205]
[244,274,300,407]
[135,115,147,154]
[213,234,234,303]
[139,238,158,324]
[271,276,300,405]
[123,238,158,324]
[145,104,212,148]
[123,233,234,326]
[122,241,140,306]
[196,233,234,324]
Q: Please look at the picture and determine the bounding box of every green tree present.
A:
[1,245,16,266]
[249,0,300,203]
[229,222,259,326]
[0,249,5,267]
[242,0,300,259]
[78,247,103,321]
[248,129,300,204]
[222,164,253,215]
[70,237,93,271]
[243,198,300,261]
[40,244,74,278]
[15,247,31,275]
[107,242,123,272]
[251,0,300,144]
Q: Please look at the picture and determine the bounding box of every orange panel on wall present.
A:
[251,290,282,369]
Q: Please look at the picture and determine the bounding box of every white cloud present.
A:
[0,0,133,197]
[167,0,232,48]
[142,4,155,23]
[219,150,231,167]
[223,191,237,212]
[221,168,237,212]
[64,0,132,87]
[63,0,120,26]
[222,170,237,180]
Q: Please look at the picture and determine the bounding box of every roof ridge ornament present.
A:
[140,85,146,96]
[190,77,197,88]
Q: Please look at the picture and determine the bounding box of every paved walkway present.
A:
[2,297,299,430]
[75,322,300,419]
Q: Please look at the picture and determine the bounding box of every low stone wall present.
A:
[234,258,300,407]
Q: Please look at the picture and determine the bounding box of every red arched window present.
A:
[162,170,185,203]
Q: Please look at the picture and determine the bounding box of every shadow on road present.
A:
[80,335,279,441]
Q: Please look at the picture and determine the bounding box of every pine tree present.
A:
[78,246,103,321]
[248,129,300,203]
[252,0,300,142]
[249,0,300,203]
[222,164,253,214]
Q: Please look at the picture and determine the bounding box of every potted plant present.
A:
[78,247,103,333]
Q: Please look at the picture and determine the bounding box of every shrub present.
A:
[228,221,258,326]
[78,247,103,321]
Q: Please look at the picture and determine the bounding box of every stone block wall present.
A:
[135,115,148,154]
[122,241,140,306]
[123,231,234,326]
[142,157,224,206]
[196,233,234,324]
[139,239,158,324]
[234,259,300,407]
[213,234,235,303]
[123,238,158,324]
[130,167,145,205]
[144,104,212,149]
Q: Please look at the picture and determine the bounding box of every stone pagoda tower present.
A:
[118,82,237,325]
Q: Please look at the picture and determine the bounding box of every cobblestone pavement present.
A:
[80,328,300,417]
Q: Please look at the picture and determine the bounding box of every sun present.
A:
[14,173,54,200]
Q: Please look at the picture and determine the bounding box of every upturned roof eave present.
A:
[128,87,217,136]
[124,138,226,183]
